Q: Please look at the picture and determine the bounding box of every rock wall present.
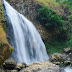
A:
[0,0,13,66]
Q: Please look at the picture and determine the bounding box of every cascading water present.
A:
[2,0,49,64]
[64,66,72,72]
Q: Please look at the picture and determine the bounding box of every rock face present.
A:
[0,0,13,66]
[23,61,60,72]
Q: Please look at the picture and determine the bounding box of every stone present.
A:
[63,61,71,66]
[2,58,17,70]
[22,61,60,72]
[15,63,24,71]
[22,62,27,66]
[6,70,18,72]
[63,48,72,54]
[15,62,27,71]
[52,62,62,65]
[0,68,5,72]
[59,68,65,72]
[50,53,67,62]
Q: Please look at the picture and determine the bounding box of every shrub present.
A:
[37,6,65,31]
[37,6,68,41]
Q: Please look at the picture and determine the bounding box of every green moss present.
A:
[0,5,7,44]
[9,46,12,52]
[0,6,6,30]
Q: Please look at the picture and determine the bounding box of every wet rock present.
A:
[15,63,23,71]
[50,53,67,62]
[63,61,72,66]
[0,68,5,72]
[22,62,27,67]
[2,58,17,70]
[6,70,18,72]
[63,48,72,54]
[62,48,72,61]
[15,63,26,71]
[52,62,62,65]
[23,61,60,72]
[59,68,65,72]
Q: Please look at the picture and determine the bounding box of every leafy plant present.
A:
[37,6,65,31]
[37,6,68,41]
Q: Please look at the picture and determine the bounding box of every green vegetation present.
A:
[34,0,64,15]
[0,6,6,30]
[69,15,72,31]
[56,0,72,10]
[35,0,59,7]
[37,6,65,30]
[37,5,72,54]
[37,6,68,41]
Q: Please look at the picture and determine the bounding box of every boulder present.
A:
[63,48,72,54]
[22,61,60,72]
[15,63,26,71]
[50,53,68,62]
[0,68,5,72]
[2,58,17,70]
[59,68,65,72]
[63,48,72,61]
[6,70,18,72]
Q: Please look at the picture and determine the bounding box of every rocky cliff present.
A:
[0,0,13,66]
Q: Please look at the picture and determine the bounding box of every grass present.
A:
[45,42,66,54]
[45,34,72,54]
[34,0,64,15]
[35,0,59,6]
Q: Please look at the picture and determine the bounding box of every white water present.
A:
[2,0,49,64]
[64,66,72,72]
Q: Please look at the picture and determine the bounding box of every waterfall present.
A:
[64,66,72,72]
[2,0,49,64]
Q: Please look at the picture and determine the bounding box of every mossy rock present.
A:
[0,0,13,66]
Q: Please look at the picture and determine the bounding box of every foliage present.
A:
[35,0,72,54]
[0,6,6,30]
[37,6,68,41]
[45,41,67,54]
[62,0,72,10]
[69,15,72,31]
[69,15,72,23]
[37,6,71,54]
[45,37,72,54]
[37,6,65,30]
